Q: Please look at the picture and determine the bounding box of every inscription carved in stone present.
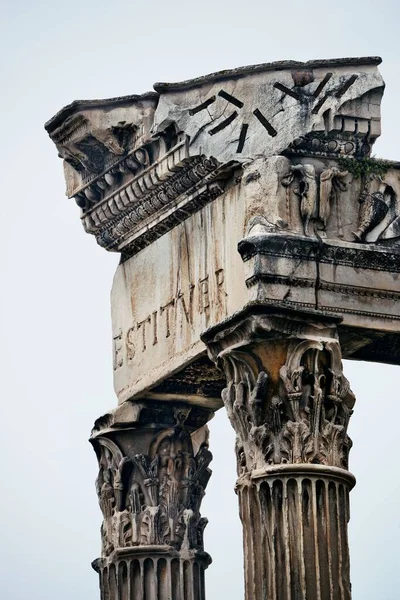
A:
[111,191,248,403]
[113,268,227,371]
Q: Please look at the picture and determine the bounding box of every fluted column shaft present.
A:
[203,307,356,600]
[90,400,213,600]
[238,466,354,600]
[94,548,209,600]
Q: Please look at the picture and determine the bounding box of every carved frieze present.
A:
[245,156,400,244]
[280,163,350,237]
[281,163,318,236]
[352,172,400,242]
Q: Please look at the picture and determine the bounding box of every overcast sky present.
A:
[1,1,399,599]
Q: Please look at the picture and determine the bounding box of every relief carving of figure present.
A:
[320,167,348,236]
[282,164,318,236]
[280,162,400,243]
[282,164,350,237]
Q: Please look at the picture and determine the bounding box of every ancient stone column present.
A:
[90,400,213,600]
[203,308,355,600]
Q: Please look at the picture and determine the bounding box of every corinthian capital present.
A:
[91,402,213,558]
[203,308,355,476]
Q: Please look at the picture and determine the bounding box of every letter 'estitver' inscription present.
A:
[111,186,248,405]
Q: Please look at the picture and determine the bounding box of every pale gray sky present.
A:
[1,1,399,599]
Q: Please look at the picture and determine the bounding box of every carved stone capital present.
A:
[91,401,213,559]
[90,400,213,599]
[203,307,355,475]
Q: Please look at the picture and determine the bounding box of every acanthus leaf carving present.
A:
[93,408,213,557]
[217,330,355,476]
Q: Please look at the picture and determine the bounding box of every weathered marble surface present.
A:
[46,55,400,399]
[111,156,400,402]
[45,57,384,256]
[111,184,247,405]
[153,60,382,164]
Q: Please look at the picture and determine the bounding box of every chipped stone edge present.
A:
[154,56,382,92]
[45,56,382,132]
[44,91,159,132]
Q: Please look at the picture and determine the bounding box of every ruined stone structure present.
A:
[46,56,400,599]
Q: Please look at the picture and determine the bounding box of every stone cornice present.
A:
[44,91,159,133]
[46,57,385,255]
[45,57,382,130]
[239,233,400,272]
[154,56,382,92]
[82,148,229,254]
